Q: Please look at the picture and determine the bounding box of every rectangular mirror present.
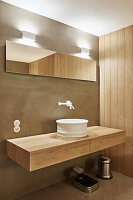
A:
[6,41,96,81]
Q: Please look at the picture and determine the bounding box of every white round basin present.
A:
[56,119,88,137]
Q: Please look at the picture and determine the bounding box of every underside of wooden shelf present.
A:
[6,126,126,172]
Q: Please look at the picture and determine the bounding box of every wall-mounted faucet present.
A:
[58,100,75,109]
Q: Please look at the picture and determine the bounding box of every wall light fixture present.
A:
[22,31,36,41]
[80,47,90,56]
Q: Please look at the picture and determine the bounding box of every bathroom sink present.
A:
[56,119,88,137]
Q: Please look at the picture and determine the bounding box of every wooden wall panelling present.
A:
[59,53,65,78]
[80,57,87,80]
[110,31,118,170]
[99,36,105,127]
[38,57,44,75]
[99,35,106,155]
[90,60,96,81]
[124,26,133,176]
[54,53,60,78]
[117,28,125,173]
[72,56,80,80]
[6,60,29,74]
[99,25,133,176]
[68,54,73,79]
[101,34,111,156]
[64,54,69,78]
[61,53,70,79]
[29,54,55,76]
[29,60,39,75]
[104,33,111,128]
[29,53,96,81]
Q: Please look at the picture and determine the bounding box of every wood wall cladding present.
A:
[99,25,133,177]
[29,53,96,81]
[6,60,29,74]
[29,54,54,76]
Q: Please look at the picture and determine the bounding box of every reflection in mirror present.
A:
[6,41,96,81]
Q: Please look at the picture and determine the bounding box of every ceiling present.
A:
[6,41,55,63]
[2,0,133,36]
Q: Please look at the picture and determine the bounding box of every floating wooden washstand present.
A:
[6,126,125,172]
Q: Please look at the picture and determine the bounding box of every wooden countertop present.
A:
[6,126,125,171]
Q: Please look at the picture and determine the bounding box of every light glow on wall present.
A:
[14,38,40,48]
[18,23,38,35]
